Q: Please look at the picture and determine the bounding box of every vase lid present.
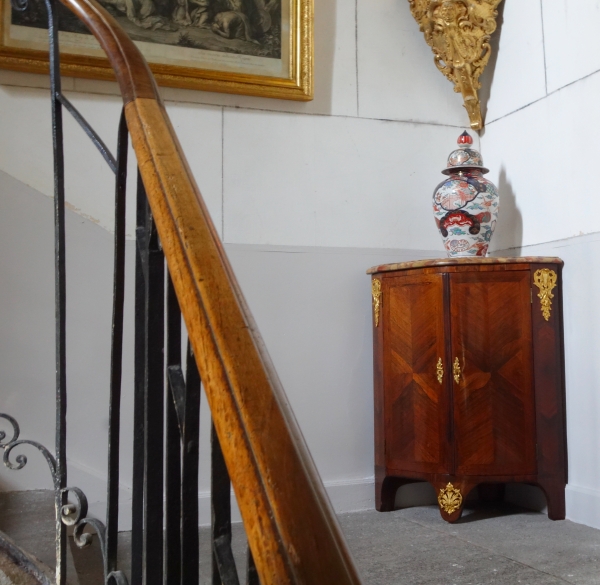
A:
[442,131,489,175]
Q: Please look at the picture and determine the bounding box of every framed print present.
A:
[0,0,313,100]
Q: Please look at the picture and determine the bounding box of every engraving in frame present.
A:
[453,357,461,383]
[436,358,444,385]
[372,279,382,328]
[533,269,558,321]
[0,0,313,101]
[408,0,503,130]
[438,482,463,514]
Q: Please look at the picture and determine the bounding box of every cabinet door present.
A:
[450,270,536,476]
[383,274,451,474]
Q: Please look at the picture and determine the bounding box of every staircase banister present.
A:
[57,0,363,582]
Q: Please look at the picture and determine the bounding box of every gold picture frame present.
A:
[0,0,313,100]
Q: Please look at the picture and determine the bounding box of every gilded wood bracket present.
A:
[408,0,503,130]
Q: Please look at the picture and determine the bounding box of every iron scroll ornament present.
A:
[10,0,27,12]
[0,414,129,584]
[1,414,57,476]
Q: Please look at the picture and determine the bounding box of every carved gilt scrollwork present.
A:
[408,0,503,130]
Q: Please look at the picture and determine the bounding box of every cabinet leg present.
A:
[435,481,464,522]
[535,479,566,520]
[435,481,478,523]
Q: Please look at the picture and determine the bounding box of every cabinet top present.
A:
[366,256,564,275]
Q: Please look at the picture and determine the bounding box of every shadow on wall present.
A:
[478,0,505,125]
[492,166,523,255]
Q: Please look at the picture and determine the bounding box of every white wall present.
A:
[0,0,476,525]
[481,0,600,529]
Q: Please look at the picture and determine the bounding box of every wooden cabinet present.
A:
[369,258,567,522]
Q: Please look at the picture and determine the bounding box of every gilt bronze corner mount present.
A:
[534,269,558,321]
[408,0,503,130]
[372,279,382,328]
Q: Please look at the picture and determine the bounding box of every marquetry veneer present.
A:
[368,258,567,522]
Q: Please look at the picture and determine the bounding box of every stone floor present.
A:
[339,504,600,585]
[1,490,599,584]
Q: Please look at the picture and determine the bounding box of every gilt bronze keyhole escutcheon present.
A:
[453,358,461,383]
[436,358,444,385]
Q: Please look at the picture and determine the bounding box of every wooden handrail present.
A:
[58,0,363,582]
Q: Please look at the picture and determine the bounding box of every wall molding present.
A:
[65,462,377,531]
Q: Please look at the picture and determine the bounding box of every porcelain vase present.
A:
[432,132,499,257]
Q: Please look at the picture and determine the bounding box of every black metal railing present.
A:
[0,0,258,583]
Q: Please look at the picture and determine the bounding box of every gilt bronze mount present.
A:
[438,483,463,515]
[408,0,503,130]
[436,358,444,385]
[372,279,382,327]
[534,269,558,321]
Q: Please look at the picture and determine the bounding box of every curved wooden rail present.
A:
[58,0,363,582]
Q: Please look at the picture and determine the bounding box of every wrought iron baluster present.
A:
[131,173,148,585]
[105,109,128,577]
[212,422,240,585]
[142,191,165,585]
[55,94,117,173]
[44,0,68,580]
[166,276,182,584]
[181,340,201,584]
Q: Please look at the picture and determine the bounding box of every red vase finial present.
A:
[457,131,473,146]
